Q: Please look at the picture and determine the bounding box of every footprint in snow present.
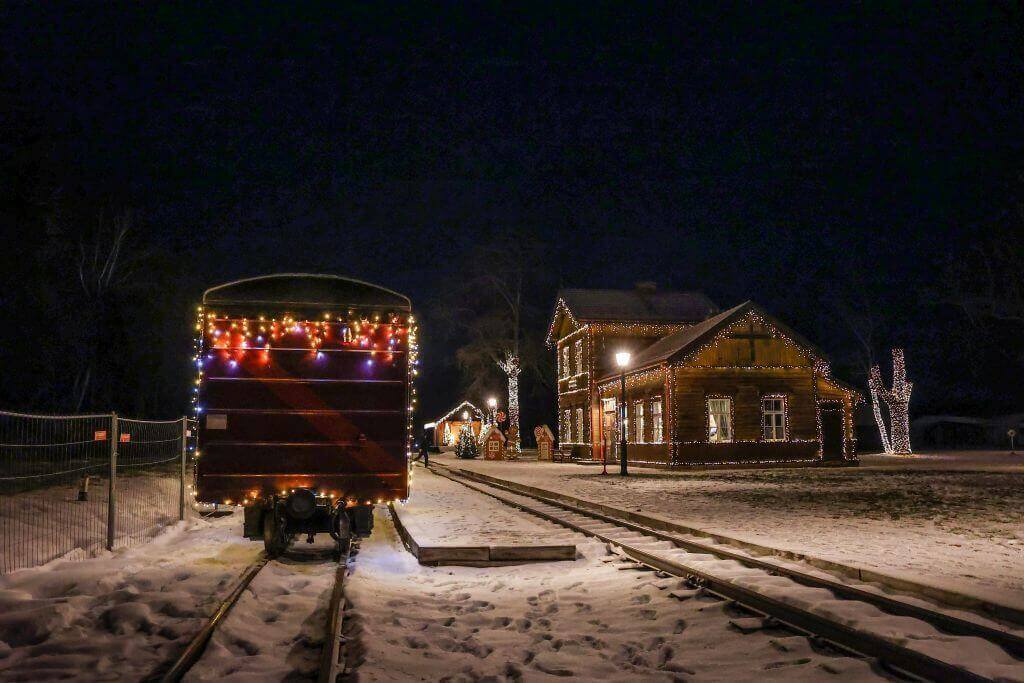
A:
[638,609,658,620]
[631,594,651,604]
[404,635,429,649]
[573,602,592,613]
[764,658,812,670]
[643,636,665,650]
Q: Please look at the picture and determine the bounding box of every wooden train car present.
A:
[193,274,417,553]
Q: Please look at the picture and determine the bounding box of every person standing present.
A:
[419,432,430,466]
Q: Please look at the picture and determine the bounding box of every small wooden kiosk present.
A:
[480,424,507,460]
[534,425,555,461]
[431,401,483,449]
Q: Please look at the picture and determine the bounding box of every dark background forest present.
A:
[2,3,1022,435]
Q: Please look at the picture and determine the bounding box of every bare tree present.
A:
[436,232,550,454]
[71,209,146,410]
[827,274,893,453]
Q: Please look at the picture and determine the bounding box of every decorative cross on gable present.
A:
[728,320,772,363]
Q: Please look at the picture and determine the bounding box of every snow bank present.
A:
[435,451,1024,607]
[0,510,261,681]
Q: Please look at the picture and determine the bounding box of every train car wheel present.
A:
[262,507,289,557]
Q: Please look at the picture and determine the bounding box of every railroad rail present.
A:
[432,465,1024,683]
[146,541,354,682]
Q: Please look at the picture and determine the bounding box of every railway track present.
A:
[432,465,1024,683]
[145,540,355,683]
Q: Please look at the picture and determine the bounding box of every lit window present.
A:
[574,340,583,373]
[762,396,786,441]
[601,398,617,443]
[575,407,584,443]
[561,346,570,378]
[633,401,644,443]
[651,398,663,443]
[563,409,572,442]
[707,398,733,443]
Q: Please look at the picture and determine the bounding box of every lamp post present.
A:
[487,397,497,426]
[615,351,631,476]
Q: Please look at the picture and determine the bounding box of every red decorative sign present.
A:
[497,411,507,422]
[120,433,131,443]
[94,430,107,441]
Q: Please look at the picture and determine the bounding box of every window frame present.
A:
[761,394,788,442]
[575,407,584,444]
[562,408,572,442]
[633,400,644,443]
[706,396,734,443]
[574,339,584,374]
[651,397,664,443]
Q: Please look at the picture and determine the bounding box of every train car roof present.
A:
[203,273,411,310]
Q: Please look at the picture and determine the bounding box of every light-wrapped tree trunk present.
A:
[867,366,893,455]
[497,352,521,456]
[875,348,913,455]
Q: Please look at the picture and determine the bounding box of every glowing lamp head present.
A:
[615,351,631,368]
[461,410,469,420]
[487,397,497,408]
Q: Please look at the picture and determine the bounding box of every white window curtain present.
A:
[707,398,733,443]
[762,396,786,441]
[651,398,663,443]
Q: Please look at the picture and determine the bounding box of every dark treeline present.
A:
[1,4,1022,423]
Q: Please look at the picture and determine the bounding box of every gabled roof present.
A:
[601,301,825,379]
[546,287,717,345]
[434,400,483,424]
[479,424,506,442]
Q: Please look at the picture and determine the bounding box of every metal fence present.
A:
[0,410,194,574]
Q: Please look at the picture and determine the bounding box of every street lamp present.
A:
[461,410,469,421]
[615,350,631,476]
[487,396,497,425]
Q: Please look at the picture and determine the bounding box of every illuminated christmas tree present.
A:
[455,423,480,459]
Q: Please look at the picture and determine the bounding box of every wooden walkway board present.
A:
[388,469,575,566]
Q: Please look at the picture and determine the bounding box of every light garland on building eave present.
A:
[545,298,581,347]
[434,401,484,425]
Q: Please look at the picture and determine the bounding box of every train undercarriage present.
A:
[242,488,374,557]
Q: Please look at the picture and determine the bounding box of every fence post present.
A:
[106,413,118,551]
[179,417,188,521]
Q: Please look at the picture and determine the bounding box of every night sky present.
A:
[2,4,1022,424]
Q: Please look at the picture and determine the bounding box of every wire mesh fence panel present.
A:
[113,417,185,549]
[0,411,113,574]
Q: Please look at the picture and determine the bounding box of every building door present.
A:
[601,398,617,462]
[820,404,844,461]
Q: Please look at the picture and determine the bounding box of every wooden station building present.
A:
[428,401,483,449]
[547,285,860,467]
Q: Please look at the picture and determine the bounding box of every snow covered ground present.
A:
[436,451,1024,610]
[0,511,261,681]
[346,507,884,681]
[185,540,339,682]
[398,468,576,547]
[1,473,183,574]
